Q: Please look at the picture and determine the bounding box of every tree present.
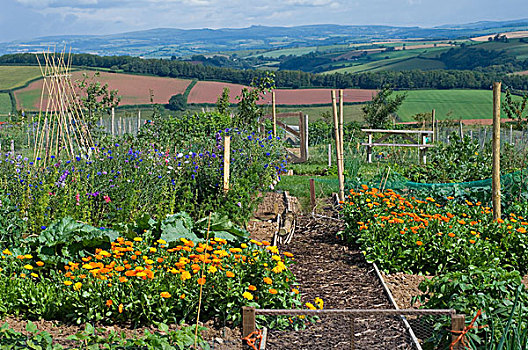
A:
[503,88,528,129]
[362,86,406,129]
[167,94,187,111]
[234,71,275,129]
[216,87,231,115]
[76,72,120,132]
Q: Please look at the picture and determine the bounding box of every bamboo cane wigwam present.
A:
[33,49,94,166]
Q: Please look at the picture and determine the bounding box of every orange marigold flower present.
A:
[226,271,235,278]
[106,299,113,307]
[448,233,455,238]
[416,241,423,246]
[197,277,206,285]
[36,261,44,267]
[517,227,527,233]
[269,288,278,294]
[160,292,172,299]
[263,277,272,285]
[248,285,257,291]
[292,288,299,294]
[180,294,185,299]
[469,239,476,244]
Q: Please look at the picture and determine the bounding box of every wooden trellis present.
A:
[33,49,94,165]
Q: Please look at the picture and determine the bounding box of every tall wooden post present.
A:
[332,91,345,202]
[459,120,464,139]
[272,91,277,139]
[339,89,344,160]
[510,124,513,144]
[223,135,231,192]
[492,82,501,220]
[303,114,309,160]
[111,108,115,136]
[451,314,466,350]
[431,109,436,143]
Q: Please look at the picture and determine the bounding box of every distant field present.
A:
[14,71,192,110]
[187,81,375,105]
[277,105,365,124]
[397,89,522,122]
[0,93,12,116]
[0,66,42,90]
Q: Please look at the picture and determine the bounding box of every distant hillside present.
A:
[1,20,528,58]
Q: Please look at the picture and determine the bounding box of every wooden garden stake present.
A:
[350,319,355,350]
[10,140,14,157]
[459,120,464,139]
[431,109,435,143]
[332,90,345,202]
[111,107,115,136]
[137,110,141,133]
[223,135,231,192]
[272,90,277,138]
[242,306,256,349]
[492,82,501,220]
[451,314,466,350]
[309,178,316,210]
[510,124,513,144]
[339,89,344,161]
[303,114,309,160]
[328,144,332,167]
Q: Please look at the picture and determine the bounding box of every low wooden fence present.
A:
[242,307,465,350]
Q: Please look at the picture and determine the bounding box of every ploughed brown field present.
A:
[187,81,376,105]
[15,71,192,109]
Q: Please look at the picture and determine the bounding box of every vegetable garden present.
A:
[1,59,528,349]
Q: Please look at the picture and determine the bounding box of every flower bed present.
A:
[0,237,300,326]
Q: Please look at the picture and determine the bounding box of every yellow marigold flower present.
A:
[23,264,33,270]
[157,239,167,244]
[208,266,217,274]
[241,243,248,249]
[145,259,155,265]
[24,254,32,259]
[272,261,286,274]
[243,292,254,300]
[160,292,171,299]
[292,288,299,294]
[306,302,316,310]
[181,270,191,281]
[133,237,142,242]
[2,249,12,255]
[30,273,38,278]
[315,297,324,309]
[118,303,124,313]
[73,282,82,291]
[271,255,281,261]
[136,272,147,277]
[149,247,157,253]
[82,263,94,270]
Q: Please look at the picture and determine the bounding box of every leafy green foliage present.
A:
[502,88,528,129]
[167,94,187,111]
[216,87,231,116]
[25,217,119,265]
[0,196,26,246]
[234,72,275,130]
[362,86,406,129]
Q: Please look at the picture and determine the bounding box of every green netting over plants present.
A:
[315,168,528,214]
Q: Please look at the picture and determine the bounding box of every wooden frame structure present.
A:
[33,49,94,166]
[261,111,309,162]
[361,129,434,164]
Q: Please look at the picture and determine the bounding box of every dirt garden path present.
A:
[250,195,414,349]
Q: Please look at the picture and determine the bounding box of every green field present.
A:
[0,93,12,117]
[0,66,43,90]
[397,89,521,122]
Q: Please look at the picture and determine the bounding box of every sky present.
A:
[0,0,527,42]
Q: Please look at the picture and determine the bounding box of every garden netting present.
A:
[314,167,528,209]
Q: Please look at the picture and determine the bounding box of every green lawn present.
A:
[0,93,12,117]
[397,89,522,122]
[0,66,42,90]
